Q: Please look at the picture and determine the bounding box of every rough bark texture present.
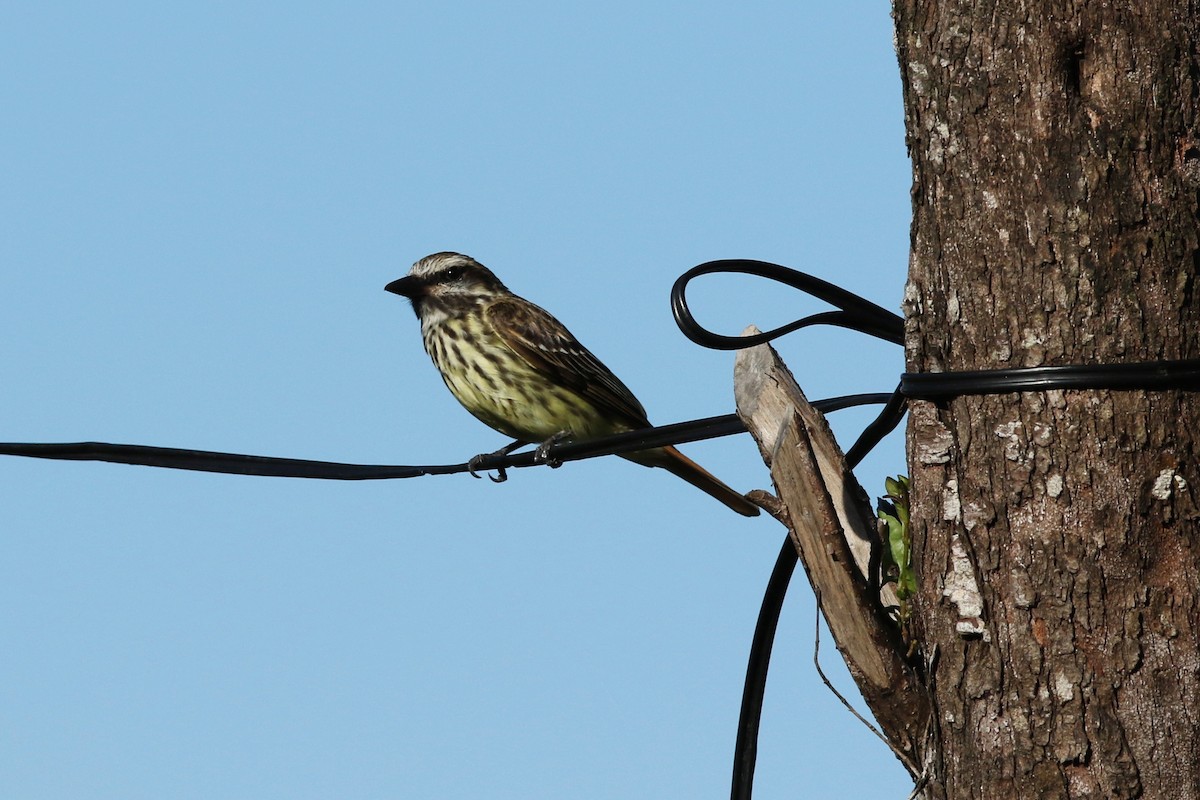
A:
[894,1,1200,797]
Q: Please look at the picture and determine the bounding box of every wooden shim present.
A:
[734,330,926,754]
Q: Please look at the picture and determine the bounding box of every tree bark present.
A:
[894,1,1200,797]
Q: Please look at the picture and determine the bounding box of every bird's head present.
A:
[385,252,510,319]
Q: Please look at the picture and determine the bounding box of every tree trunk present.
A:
[894,1,1200,797]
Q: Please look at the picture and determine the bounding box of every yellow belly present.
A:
[424,322,622,444]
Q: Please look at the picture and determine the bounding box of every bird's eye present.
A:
[443,266,464,281]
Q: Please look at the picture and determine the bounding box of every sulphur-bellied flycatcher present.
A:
[385,252,759,517]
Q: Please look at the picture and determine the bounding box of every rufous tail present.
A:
[626,445,760,517]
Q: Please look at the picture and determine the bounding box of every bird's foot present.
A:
[533,431,571,468]
[467,440,524,483]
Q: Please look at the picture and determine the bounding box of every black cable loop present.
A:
[670,259,904,349]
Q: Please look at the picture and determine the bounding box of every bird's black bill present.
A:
[385,276,419,297]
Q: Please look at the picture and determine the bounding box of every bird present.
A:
[384,252,760,517]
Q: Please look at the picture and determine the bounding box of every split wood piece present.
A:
[734,329,929,773]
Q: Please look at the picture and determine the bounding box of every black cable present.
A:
[730,537,797,800]
[0,396,892,479]
[901,357,1200,398]
[671,259,904,349]
[845,386,907,468]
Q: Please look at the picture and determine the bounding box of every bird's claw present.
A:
[467,453,508,482]
[468,440,524,482]
[533,431,570,468]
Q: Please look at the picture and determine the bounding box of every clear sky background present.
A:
[3,3,913,798]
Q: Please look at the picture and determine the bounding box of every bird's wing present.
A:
[484,297,652,427]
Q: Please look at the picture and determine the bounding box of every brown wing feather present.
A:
[484,297,652,428]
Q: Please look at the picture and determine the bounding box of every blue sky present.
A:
[3,3,912,797]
